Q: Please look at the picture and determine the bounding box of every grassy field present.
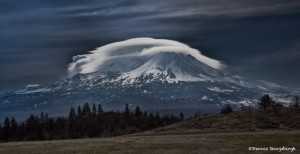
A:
[0,131,299,154]
[1,108,299,153]
[140,107,300,136]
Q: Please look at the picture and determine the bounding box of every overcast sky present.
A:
[1,0,300,92]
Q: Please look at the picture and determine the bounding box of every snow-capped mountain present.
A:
[0,38,298,121]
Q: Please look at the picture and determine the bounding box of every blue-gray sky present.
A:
[1,0,300,92]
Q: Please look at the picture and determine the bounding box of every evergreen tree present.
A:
[77,105,82,118]
[82,104,87,117]
[83,103,91,117]
[45,113,49,119]
[125,104,130,115]
[3,117,10,141]
[10,117,18,140]
[17,123,25,140]
[37,120,44,140]
[155,112,160,121]
[143,111,148,117]
[86,103,91,116]
[97,104,104,129]
[40,112,45,124]
[170,114,176,123]
[46,118,55,139]
[0,124,2,141]
[40,112,46,131]
[161,115,170,125]
[92,104,97,117]
[124,104,130,122]
[180,112,184,121]
[135,106,142,117]
[68,107,76,138]
[148,113,155,128]
[155,112,162,126]
[26,114,37,140]
[0,103,184,142]
[97,104,103,117]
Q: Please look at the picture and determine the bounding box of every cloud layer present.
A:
[67,38,223,77]
[1,0,300,91]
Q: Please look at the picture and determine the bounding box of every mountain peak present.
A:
[67,38,224,79]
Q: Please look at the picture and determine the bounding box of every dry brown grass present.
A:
[0,131,299,154]
[138,107,300,136]
[1,107,299,153]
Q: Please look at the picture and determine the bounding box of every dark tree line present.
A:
[0,103,183,142]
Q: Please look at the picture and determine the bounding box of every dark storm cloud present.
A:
[1,0,300,92]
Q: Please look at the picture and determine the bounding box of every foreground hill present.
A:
[139,107,300,135]
[0,107,299,153]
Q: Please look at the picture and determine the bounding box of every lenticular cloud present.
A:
[67,37,223,77]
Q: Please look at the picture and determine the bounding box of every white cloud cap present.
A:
[68,37,224,77]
